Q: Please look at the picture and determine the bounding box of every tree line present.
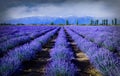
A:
[90,18,118,25]
[0,18,119,26]
[50,18,118,25]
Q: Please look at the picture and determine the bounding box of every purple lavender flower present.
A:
[103,40,115,51]
[50,47,74,61]
[0,36,31,54]
[45,60,77,76]
[0,27,58,76]
[90,48,120,76]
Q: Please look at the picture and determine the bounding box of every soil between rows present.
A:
[12,29,102,76]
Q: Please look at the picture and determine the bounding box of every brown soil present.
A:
[12,31,58,76]
[65,29,102,76]
[12,28,102,76]
[0,29,53,58]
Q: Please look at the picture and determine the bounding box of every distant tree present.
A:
[114,18,117,25]
[32,24,37,25]
[95,20,99,25]
[112,18,117,25]
[0,23,12,25]
[50,22,54,25]
[17,23,24,25]
[90,20,94,25]
[102,19,106,25]
[103,19,106,25]
[112,19,114,25]
[66,20,69,25]
[0,23,5,25]
[76,19,79,25]
[102,20,103,25]
[105,19,108,25]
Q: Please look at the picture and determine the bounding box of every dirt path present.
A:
[12,28,101,76]
[12,31,58,76]
[0,29,53,58]
[64,29,102,76]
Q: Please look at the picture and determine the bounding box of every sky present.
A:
[0,0,120,22]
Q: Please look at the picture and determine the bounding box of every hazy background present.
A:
[0,0,120,22]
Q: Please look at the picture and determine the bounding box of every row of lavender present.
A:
[68,26,120,54]
[0,27,55,57]
[0,26,57,57]
[0,26,56,44]
[0,26,53,37]
[0,26,59,76]
[65,26,120,76]
[45,28,77,76]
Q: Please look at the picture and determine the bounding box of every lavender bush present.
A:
[0,36,31,55]
[68,26,120,53]
[50,47,74,61]
[45,60,77,76]
[45,28,77,76]
[65,26,120,76]
[0,27,58,76]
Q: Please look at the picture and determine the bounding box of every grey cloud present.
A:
[0,0,117,9]
[0,0,120,22]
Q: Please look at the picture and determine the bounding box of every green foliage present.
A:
[66,20,69,25]
[17,23,24,25]
[0,23,12,26]
[76,19,79,25]
[51,22,54,25]
[102,19,108,25]
[90,20,94,25]
[112,18,117,25]
[95,20,99,25]
[114,18,117,25]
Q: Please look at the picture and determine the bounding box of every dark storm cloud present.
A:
[0,0,120,22]
[0,0,109,11]
[0,0,66,21]
[0,0,120,10]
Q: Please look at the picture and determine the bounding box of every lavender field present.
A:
[0,25,120,76]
